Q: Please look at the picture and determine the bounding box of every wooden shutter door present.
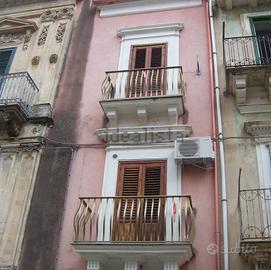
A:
[127,46,147,98]
[147,45,167,96]
[113,161,166,241]
[127,44,167,98]
[113,163,142,241]
[141,162,166,241]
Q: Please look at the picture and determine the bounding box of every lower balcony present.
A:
[238,188,271,268]
[73,195,195,270]
[100,67,185,127]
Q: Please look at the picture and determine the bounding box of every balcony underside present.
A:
[218,0,269,10]
[240,240,271,266]
[226,66,271,114]
[73,242,193,268]
[100,95,184,127]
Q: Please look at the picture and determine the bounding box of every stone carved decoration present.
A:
[38,25,49,46]
[0,111,22,137]
[22,29,33,50]
[32,56,40,65]
[0,33,25,45]
[56,22,67,43]
[31,126,41,135]
[244,121,271,137]
[0,17,37,49]
[41,8,74,22]
[49,54,58,64]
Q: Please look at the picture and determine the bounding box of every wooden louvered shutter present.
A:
[113,163,142,241]
[116,163,141,222]
[143,162,165,222]
[141,162,166,241]
[113,161,166,241]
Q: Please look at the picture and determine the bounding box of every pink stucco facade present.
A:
[56,1,216,269]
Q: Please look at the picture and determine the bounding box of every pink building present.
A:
[55,0,218,269]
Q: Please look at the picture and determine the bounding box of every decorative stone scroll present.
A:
[41,8,74,22]
[56,22,67,43]
[38,25,49,46]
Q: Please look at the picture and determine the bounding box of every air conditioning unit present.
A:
[175,137,214,165]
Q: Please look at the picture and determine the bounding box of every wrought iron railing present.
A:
[74,195,194,243]
[101,66,185,100]
[238,188,271,240]
[224,34,271,67]
[0,72,39,115]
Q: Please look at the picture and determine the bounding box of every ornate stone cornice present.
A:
[0,17,37,34]
[40,7,74,22]
[244,121,271,136]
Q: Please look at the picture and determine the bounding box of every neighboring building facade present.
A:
[55,1,218,270]
[0,1,74,269]
[215,0,271,269]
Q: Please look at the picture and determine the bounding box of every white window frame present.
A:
[114,23,183,98]
[100,144,181,241]
[102,144,180,197]
[256,144,271,188]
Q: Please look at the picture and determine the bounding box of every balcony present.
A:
[217,0,269,10]
[100,66,185,127]
[0,72,38,136]
[72,195,195,269]
[238,188,271,267]
[223,35,271,113]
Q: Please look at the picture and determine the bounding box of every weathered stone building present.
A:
[0,1,74,269]
[214,0,271,268]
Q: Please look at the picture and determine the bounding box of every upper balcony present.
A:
[0,72,53,137]
[0,72,38,136]
[217,0,269,10]
[100,66,185,128]
[72,195,195,269]
[238,187,271,267]
[223,34,271,113]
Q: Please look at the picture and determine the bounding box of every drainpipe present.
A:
[207,0,229,270]
[205,2,221,270]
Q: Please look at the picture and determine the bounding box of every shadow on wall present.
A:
[50,0,96,143]
[18,1,95,270]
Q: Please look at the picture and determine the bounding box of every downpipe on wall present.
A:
[207,0,229,269]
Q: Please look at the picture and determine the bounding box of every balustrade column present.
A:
[124,261,139,270]
[164,262,179,270]
[87,260,101,270]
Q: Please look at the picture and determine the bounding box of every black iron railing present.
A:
[238,187,271,240]
[74,195,194,243]
[224,34,271,67]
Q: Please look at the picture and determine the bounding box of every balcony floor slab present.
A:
[72,242,193,268]
[100,95,184,127]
